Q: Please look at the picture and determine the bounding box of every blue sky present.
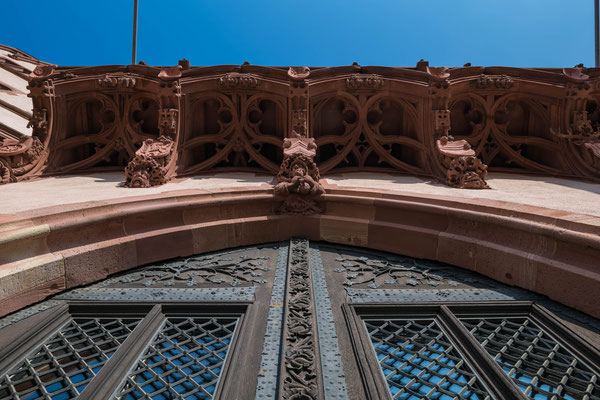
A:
[1,0,595,67]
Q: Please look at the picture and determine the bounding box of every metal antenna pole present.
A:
[132,0,138,65]
[596,0,599,67]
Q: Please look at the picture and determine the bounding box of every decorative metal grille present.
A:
[115,317,238,400]
[461,317,600,400]
[364,319,492,400]
[0,317,141,400]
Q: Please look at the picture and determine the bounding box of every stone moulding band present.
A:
[55,287,256,302]
[310,244,350,400]
[255,244,289,399]
[0,186,598,319]
[346,288,532,303]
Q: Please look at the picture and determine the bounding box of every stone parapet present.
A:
[2,63,600,187]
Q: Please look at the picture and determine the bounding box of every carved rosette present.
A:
[280,239,318,400]
[274,138,325,214]
[124,136,174,188]
[437,137,489,189]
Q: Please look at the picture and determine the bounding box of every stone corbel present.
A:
[273,137,325,214]
[124,136,175,188]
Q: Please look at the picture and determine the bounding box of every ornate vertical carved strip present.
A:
[255,243,290,400]
[280,238,319,400]
[288,67,310,138]
[309,244,350,400]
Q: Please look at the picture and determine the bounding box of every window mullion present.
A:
[438,305,527,400]
[78,304,165,400]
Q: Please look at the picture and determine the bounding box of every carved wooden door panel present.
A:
[1,239,599,400]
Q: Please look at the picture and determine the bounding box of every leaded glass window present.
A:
[0,317,140,399]
[365,319,492,400]
[350,303,600,400]
[115,317,238,400]
[461,317,600,400]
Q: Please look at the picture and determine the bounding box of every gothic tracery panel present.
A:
[312,92,428,174]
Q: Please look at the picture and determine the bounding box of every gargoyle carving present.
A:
[124,136,174,188]
[274,138,325,214]
[437,136,489,189]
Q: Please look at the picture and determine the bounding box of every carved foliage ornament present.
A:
[474,74,515,89]
[118,252,272,287]
[124,136,174,188]
[447,155,489,189]
[97,74,137,88]
[345,74,384,90]
[437,136,489,189]
[217,73,259,89]
[0,137,44,185]
[281,239,318,400]
[274,138,325,214]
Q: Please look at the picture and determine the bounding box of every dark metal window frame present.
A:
[0,302,251,400]
[343,301,600,400]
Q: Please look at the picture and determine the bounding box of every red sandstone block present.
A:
[135,228,194,266]
[124,209,185,235]
[0,276,65,318]
[319,216,369,247]
[535,261,600,319]
[62,238,137,288]
[368,221,439,260]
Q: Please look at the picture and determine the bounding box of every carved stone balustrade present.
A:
[1,62,599,188]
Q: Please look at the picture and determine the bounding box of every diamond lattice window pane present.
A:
[461,317,600,400]
[0,317,141,400]
[116,317,238,400]
[364,319,493,400]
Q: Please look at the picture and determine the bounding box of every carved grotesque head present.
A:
[291,161,307,177]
